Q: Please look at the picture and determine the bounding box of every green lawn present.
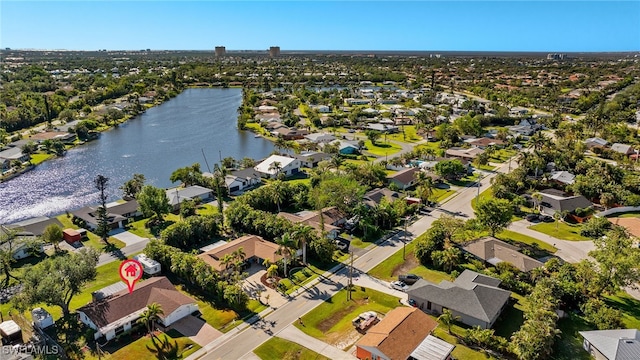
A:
[368,241,452,284]
[363,139,402,157]
[496,229,558,254]
[56,215,126,250]
[30,153,53,165]
[99,329,200,360]
[528,221,590,241]
[489,149,517,163]
[432,188,456,203]
[254,337,331,360]
[433,328,498,360]
[475,164,496,171]
[493,294,527,338]
[386,126,422,143]
[295,286,401,344]
[554,313,592,360]
[470,188,493,211]
[349,234,374,249]
[616,211,640,218]
[185,286,267,332]
[605,292,640,329]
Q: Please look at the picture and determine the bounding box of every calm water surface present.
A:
[0,88,273,223]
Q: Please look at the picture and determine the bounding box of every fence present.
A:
[595,206,640,217]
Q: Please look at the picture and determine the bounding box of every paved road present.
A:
[508,220,594,263]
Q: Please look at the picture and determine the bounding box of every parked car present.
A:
[335,240,348,251]
[398,273,422,285]
[541,215,554,223]
[390,281,409,292]
[526,214,540,222]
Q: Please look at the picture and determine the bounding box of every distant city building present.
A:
[215,46,226,57]
[269,46,281,57]
[547,53,567,60]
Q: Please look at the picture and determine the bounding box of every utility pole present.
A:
[403,216,408,260]
[475,174,483,206]
[348,250,354,300]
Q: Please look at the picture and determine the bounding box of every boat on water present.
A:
[254,134,261,138]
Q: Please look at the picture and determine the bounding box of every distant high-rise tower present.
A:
[269,46,280,57]
[215,46,226,57]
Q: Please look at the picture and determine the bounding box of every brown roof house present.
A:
[355,307,451,360]
[277,207,346,239]
[387,167,420,190]
[198,235,282,272]
[77,277,198,341]
[462,237,543,272]
[407,270,511,329]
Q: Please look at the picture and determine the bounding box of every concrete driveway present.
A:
[110,230,147,246]
[170,315,221,347]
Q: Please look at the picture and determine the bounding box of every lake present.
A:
[0,88,274,224]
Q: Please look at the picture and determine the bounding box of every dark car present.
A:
[399,273,422,285]
[541,215,554,223]
[526,214,540,222]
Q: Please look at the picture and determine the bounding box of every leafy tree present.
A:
[13,248,99,317]
[94,175,110,243]
[0,228,21,287]
[179,199,197,218]
[365,130,381,145]
[42,224,63,252]
[308,236,336,263]
[474,198,513,236]
[414,227,446,266]
[580,298,623,330]
[434,159,465,180]
[169,163,203,186]
[431,247,461,273]
[138,185,172,224]
[580,216,612,238]
[588,227,640,296]
[120,173,146,199]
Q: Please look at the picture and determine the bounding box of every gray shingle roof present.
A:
[579,329,640,360]
[407,270,510,323]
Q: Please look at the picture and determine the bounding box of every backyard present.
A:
[92,329,200,360]
[528,221,590,241]
[362,139,402,157]
[367,241,452,284]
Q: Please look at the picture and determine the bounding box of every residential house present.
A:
[313,105,331,113]
[419,157,472,174]
[223,168,262,193]
[77,277,198,341]
[387,167,420,190]
[366,123,399,133]
[355,307,442,360]
[461,237,543,272]
[584,137,608,149]
[295,152,332,168]
[254,155,301,179]
[198,235,282,272]
[467,137,506,149]
[6,216,63,237]
[363,188,401,208]
[0,226,44,260]
[507,120,542,137]
[0,146,30,164]
[608,217,640,239]
[72,207,126,231]
[304,133,336,144]
[445,147,485,161]
[345,98,372,106]
[579,329,640,360]
[549,170,576,185]
[107,200,141,219]
[272,127,309,140]
[165,185,214,211]
[407,270,511,329]
[278,207,346,239]
[324,140,359,155]
[611,143,635,156]
[537,189,593,216]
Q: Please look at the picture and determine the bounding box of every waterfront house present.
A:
[254,155,301,179]
[0,146,29,164]
[72,206,126,231]
[198,235,282,272]
[462,237,543,272]
[304,133,336,144]
[0,225,44,260]
[223,168,262,194]
[107,200,142,219]
[407,270,511,329]
[355,307,444,360]
[165,185,214,211]
[272,127,309,140]
[77,277,198,341]
[294,151,332,168]
[6,216,63,237]
[579,329,640,360]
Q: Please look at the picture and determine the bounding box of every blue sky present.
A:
[1,1,638,52]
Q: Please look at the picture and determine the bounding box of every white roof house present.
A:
[579,329,640,360]
[254,155,301,179]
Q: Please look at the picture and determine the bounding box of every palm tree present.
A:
[231,247,246,273]
[220,253,235,278]
[329,156,343,172]
[274,137,288,152]
[270,180,286,212]
[438,308,460,334]
[138,303,165,336]
[268,161,282,179]
[532,193,543,212]
[529,132,550,151]
[292,225,314,264]
[276,233,296,278]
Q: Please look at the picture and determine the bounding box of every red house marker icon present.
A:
[119,259,143,293]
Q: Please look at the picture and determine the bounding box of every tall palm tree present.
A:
[138,303,165,336]
[231,247,247,274]
[276,233,296,278]
[268,161,282,179]
[270,180,286,212]
[292,225,314,264]
[220,253,235,278]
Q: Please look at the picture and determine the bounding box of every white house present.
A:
[254,155,301,179]
[77,277,198,341]
[304,133,336,144]
[222,168,262,193]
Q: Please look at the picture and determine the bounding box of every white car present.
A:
[390,281,409,292]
